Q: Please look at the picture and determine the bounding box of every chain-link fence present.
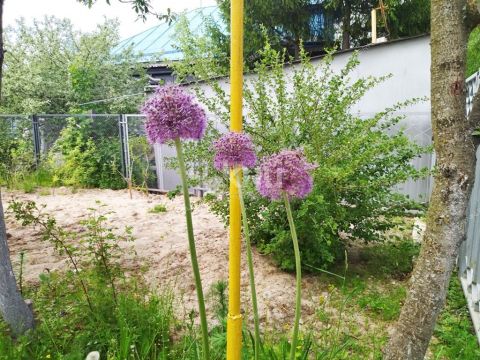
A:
[0,114,168,191]
[0,111,435,199]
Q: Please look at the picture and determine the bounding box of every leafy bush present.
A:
[173,34,429,271]
[0,118,36,187]
[50,117,125,189]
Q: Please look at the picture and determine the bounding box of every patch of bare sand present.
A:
[3,188,372,333]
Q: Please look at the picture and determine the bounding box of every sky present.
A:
[4,0,217,39]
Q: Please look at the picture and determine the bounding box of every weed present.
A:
[149,204,168,213]
[167,186,182,200]
[356,286,406,321]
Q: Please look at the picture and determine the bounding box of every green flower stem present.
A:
[174,138,210,360]
[234,170,261,360]
[283,192,301,360]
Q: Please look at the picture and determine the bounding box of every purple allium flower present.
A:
[257,150,316,200]
[213,132,257,170]
[142,85,206,143]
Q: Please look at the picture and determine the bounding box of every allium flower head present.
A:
[213,132,256,170]
[257,150,316,200]
[142,85,206,143]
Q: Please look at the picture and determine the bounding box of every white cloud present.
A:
[5,0,217,38]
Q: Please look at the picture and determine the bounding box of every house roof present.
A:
[112,6,222,63]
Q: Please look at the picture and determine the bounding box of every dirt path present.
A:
[3,188,331,329]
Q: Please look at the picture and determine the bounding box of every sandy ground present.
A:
[3,188,333,330]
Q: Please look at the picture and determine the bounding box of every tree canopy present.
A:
[325,0,430,48]
[1,17,146,114]
[77,0,172,21]
[208,0,430,66]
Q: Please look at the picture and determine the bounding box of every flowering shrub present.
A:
[173,38,429,271]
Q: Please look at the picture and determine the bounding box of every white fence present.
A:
[459,69,480,344]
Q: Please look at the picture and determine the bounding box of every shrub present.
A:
[50,117,125,189]
[0,118,36,187]
[173,34,429,271]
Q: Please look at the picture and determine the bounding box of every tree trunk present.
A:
[384,1,476,359]
[0,0,4,103]
[341,0,351,50]
[0,190,34,335]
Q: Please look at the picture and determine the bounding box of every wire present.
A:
[77,92,145,106]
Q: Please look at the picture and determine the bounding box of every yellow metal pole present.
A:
[227,0,244,359]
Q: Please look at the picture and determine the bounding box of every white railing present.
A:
[459,68,480,344]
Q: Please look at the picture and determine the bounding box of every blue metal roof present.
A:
[112,6,223,63]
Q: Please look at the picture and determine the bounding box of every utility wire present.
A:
[78,92,145,106]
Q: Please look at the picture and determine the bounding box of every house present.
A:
[112,6,223,86]
[112,3,337,86]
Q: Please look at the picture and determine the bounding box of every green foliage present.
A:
[127,136,156,191]
[209,0,429,66]
[50,118,125,189]
[0,203,472,359]
[167,186,182,200]
[467,27,480,77]
[0,118,35,187]
[173,34,429,271]
[2,200,175,359]
[1,17,146,115]
[216,0,328,64]
[431,274,480,360]
[149,204,167,213]
[324,0,429,47]
[78,0,174,22]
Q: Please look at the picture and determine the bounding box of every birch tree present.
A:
[384,1,480,358]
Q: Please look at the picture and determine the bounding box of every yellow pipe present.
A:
[227,0,244,359]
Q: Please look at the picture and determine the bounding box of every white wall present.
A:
[192,35,431,115]
[182,35,433,199]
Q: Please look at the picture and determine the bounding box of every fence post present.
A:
[31,114,41,168]
[118,114,130,179]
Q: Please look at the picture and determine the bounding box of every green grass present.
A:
[2,167,56,194]
[356,286,406,321]
[431,274,480,360]
[149,204,167,213]
[1,210,477,359]
[0,270,176,360]
[357,240,420,279]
